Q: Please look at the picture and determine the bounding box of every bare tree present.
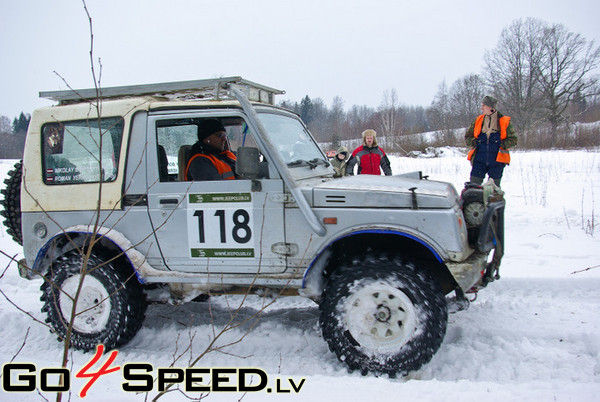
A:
[346,104,376,137]
[429,80,454,142]
[328,96,346,143]
[1,2,284,401]
[537,22,600,145]
[485,18,600,147]
[378,88,405,151]
[451,74,486,128]
[0,115,11,134]
[304,97,329,141]
[484,18,546,145]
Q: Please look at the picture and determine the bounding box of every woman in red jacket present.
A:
[346,129,392,176]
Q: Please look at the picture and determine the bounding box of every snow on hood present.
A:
[309,173,459,209]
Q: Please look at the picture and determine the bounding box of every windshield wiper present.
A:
[288,159,317,169]
[288,158,330,169]
[309,158,330,168]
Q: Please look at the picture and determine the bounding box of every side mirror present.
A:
[236,147,260,179]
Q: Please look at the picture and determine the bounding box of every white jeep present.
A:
[1,77,505,376]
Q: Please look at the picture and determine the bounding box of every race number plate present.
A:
[187,193,255,258]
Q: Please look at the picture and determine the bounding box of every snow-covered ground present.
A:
[1,150,599,401]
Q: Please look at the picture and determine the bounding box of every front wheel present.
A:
[319,256,447,376]
[41,250,146,351]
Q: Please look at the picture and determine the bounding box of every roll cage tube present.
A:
[230,87,326,237]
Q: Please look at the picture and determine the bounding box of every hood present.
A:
[309,173,459,209]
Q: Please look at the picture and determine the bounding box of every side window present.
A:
[42,117,124,185]
[155,117,261,182]
[156,122,199,182]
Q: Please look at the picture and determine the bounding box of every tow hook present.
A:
[447,287,470,313]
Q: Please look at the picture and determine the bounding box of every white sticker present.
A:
[187,193,255,258]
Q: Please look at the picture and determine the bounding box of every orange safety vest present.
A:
[185,151,236,181]
[467,114,511,164]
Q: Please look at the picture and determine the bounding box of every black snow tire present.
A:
[319,255,448,377]
[40,250,147,352]
[0,160,23,245]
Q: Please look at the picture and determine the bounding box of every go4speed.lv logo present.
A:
[2,345,306,397]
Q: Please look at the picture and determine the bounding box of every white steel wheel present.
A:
[344,281,417,352]
[41,250,147,352]
[59,274,112,333]
[319,255,448,377]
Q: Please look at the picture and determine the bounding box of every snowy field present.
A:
[1,150,599,401]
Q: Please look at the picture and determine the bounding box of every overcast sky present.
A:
[1,0,599,119]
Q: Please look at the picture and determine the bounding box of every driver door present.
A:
[146,112,287,274]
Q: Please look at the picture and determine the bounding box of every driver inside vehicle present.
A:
[185,119,237,181]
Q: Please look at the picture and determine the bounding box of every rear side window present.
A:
[42,117,124,185]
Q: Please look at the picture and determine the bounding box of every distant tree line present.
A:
[281,18,600,152]
[279,91,430,153]
[2,19,598,159]
[0,112,29,159]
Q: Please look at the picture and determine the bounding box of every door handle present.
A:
[159,198,179,205]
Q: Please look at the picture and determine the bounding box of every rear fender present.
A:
[30,225,146,283]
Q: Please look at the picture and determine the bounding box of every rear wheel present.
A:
[41,250,146,351]
[319,255,447,376]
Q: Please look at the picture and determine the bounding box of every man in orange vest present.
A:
[465,96,517,187]
[185,119,237,181]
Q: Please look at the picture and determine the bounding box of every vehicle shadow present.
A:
[143,296,320,334]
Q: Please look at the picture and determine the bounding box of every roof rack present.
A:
[39,76,285,105]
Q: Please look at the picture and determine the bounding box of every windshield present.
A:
[257,113,329,168]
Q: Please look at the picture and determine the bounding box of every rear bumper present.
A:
[447,252,488,292]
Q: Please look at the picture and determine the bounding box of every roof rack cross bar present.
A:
[39,76,285,105]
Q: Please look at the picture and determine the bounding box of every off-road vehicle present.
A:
[1,77,505,376]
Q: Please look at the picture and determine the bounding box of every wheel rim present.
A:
[59,274,111,333]
[344,281,417,353]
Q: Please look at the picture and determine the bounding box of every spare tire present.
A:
[1,160,23,245]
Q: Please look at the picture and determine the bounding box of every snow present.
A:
[1,150,600,401]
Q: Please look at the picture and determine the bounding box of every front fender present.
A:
[300,229,445,299]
